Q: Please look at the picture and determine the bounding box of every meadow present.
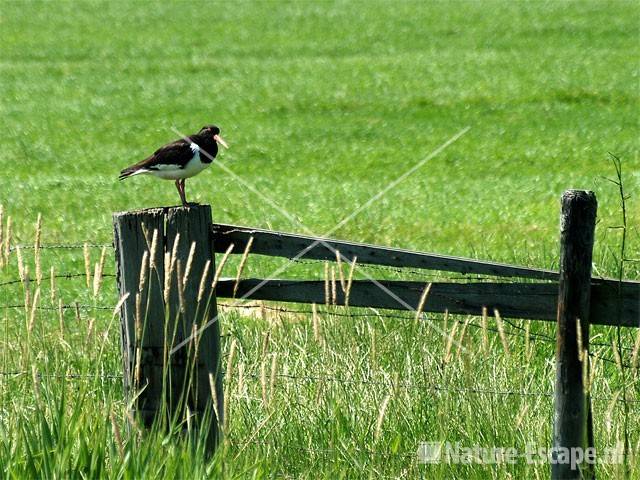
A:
[1,0,639,478]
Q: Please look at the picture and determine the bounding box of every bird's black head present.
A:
[197,125,228,149]
[199,125,220,136]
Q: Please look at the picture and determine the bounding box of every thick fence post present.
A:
[113,205,223,452]
[552,190,597,479]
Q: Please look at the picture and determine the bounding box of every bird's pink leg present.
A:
[181,179,188,205]
[181,179,198,206]
[175,179,187,206]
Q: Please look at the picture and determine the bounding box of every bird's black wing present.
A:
[119,139,195,179]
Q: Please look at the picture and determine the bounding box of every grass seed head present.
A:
[50,266,56,304]
[233,236,253,298]
[83,243,91,288]
[34,213,42,285]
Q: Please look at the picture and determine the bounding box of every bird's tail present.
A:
[118,169,133,181]
[119,168,145,181]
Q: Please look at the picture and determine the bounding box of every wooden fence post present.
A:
[552,190,597,479]
[113,205,223,453]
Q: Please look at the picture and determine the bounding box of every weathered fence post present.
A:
[113,205,223,452]
[552,190,597,479]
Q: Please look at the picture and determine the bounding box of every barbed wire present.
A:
[8,243,111,252]
[219,303,638,362]
[0,272,116,288]
[0,303,114,311]
[0,370,122,380]
[0,299,636,365]
[246,372,640,404]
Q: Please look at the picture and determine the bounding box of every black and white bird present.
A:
[119,125,228,206]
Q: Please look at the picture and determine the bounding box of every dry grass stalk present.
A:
[86,317,95,347]
[163,251,172,305]
[481,306,489,352]
[269,353,278,407]
[212,243,234,290]
[323,262,330,306]
[335,250,346,292]
[312,303,321,343]
[237,362,245,397]
[443,315,458,364]
[345,256,357,307]
[260,302,268,326]
[183,241,197,287]
[134,293,142,345]
[233,237,254,297]
[170,233,181,268]
[260,360,268,406]
[456,316,472,358]
[187,322,199,361]
[208,372,221,429]
[163,233,181,302]
[50,266,56,304]
[74,302,81,323]
[28,288,40,333]
[330,266,337,305]
[134,346,142,388]
[112,292,130,318]
[83,243,92,289]
[16,246,25,283]
[196,259,212,303]
[110,411,124,458]
[185,406,193,433]
[576,318,590,368]
[34,213,42,285]
[58,298,64,337]
[261,330,271,358]
[93,246,107,297]
[137,250,149,294]
[149,229,159,270]
[17,248,31,313]
[414,283,432,324]
[176,261,186,314]
[493,309,510,357]
[374,393,391,441]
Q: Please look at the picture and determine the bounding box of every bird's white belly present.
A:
[151,152,210,180]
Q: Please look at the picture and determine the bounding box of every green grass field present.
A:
[1,1,639,478]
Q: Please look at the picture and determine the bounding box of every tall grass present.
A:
[0,206,638,478]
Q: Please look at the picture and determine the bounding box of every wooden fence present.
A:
[113,189,639,478]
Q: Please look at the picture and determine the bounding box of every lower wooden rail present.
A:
[215,278,639,327]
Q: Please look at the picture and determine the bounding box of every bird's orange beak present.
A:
[214,134,229,149]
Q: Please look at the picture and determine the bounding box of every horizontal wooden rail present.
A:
[211,223,559,280]
[215,278,640,327]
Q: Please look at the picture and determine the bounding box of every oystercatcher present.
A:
[119,125,228,206]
